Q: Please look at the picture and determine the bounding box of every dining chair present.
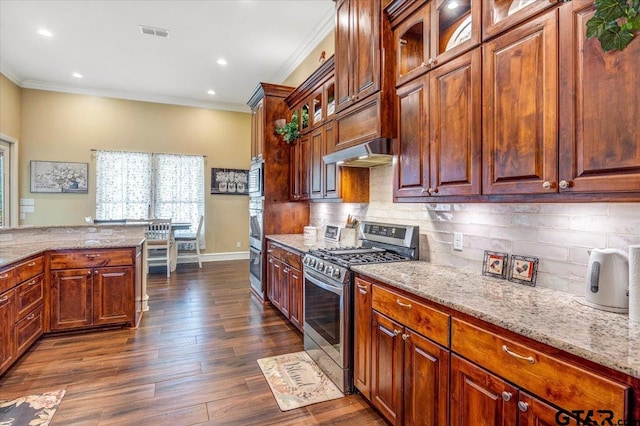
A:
[145,218,175,277]
[175,215,204,268]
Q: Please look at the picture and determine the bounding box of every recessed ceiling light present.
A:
[216,58,227,66]
[38,28,53,37]
[207,90,215,95]
[72,72,83,79]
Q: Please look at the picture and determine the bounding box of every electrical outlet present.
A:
[453,232,463,251]
[236,241,241,248]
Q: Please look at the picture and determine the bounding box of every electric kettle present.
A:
[584,248,629,313]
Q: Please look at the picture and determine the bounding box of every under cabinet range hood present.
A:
[323,138,394,167]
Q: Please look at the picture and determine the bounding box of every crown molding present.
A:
[0,61,24,86]
[19,79,250,113]
[269,6,335,84]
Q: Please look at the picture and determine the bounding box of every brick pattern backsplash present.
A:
[310,164,640,295]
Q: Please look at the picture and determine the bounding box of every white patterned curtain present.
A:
[95,150,205,248]
[153,153,205,247]
[95,150,152,220]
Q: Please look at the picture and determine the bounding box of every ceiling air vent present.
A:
[139,25,170,38]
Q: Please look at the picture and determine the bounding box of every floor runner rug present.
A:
[257,351,344,411]
[0,389,65,426]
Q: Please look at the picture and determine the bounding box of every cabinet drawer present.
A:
[15,256,44,283]
[16,274,44,320]
[282,249,301,270]
[50,249,134,269]
[451,318,629,420]
[15,304,43,355]
[372,285,449,347]
[0,266,15,294]
[266,242,283,260]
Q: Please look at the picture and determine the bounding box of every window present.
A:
[95,150,205,242]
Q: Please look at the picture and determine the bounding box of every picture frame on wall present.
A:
[30,160,89,193]
[482,251,508,279]
[211,168,249,195]
[508,254,539,286]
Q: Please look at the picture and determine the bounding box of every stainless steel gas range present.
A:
[302,221,419,394]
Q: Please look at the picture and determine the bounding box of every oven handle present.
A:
[304,269,343,296]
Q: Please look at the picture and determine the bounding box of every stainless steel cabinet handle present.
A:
[28,279,38,286]
[518,401,529,412]
[27,313,36,320]
[0,296,8,303]
[402,334,408,341]
[28,262,37,267]
[502,391,512,401]
[428,58,436,65]
[428,187,438,194]
[396,299,412,309]
[356,284,368,294]
[542,181,552,189]
[0,273,8,279]
[393,329,400,336]
[86,254,101,259]
[420,62,427,68]
[559,180,570,189]
[502,345,535,364]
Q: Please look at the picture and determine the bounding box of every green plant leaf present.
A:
[599,26,635,51]
[594,0,627,22]
[586,15,610,38]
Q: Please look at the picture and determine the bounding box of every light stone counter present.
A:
[0,225,146,267]
[256,234,640,379]
[351,261,640,379]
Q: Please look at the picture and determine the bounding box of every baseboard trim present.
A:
[176,251,249,264]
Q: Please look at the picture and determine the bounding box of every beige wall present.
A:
[282,32,335,88]
[0,74,21,140]
[18,89,250,254]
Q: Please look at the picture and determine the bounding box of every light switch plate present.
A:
[453,232,463,251]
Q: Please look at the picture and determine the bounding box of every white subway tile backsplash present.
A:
[308,164,640,296]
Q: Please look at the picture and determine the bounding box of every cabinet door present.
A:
[354,278,372,398]
[267,256,281,310]
[403,329,449,426]
[482,0,559,41]
[15,305,43,356]
[251,99,264,161]
[431,0,481,67]
[519,392,580,426]
[558,1,640,193]
[335,0,352,112]
[482,9,558,195]
[323,121,339,199]
[429,47,481,196]
[450,355,518,426]
[0,289,16,374]
[395,75,429,198]
[288,266,303,332]
[50,269,93,331]
[280,265,291,318]
[351,0,380,103]
[290,142,302,201]
[93,266,134,326]
[371,311,404,425]
[299,134,311,200]
[310,128,324,199]
[395,1,431,86]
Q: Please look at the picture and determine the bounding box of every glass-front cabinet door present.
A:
[395,1,431,86]
[311,89,323,128]
[430,0,481,67]
[482,0,559,41]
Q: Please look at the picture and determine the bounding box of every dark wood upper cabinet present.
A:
[558,1,640,194]
[482,8,559,195]
[393,1,431,86]
[430,0,481,67]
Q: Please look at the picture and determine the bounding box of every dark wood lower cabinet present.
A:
[15,305,43,354]
[287,267,303,331]
[0,289,16,374]
[354,278,372,398]
[266,241,303,332]
[51,268,94,331]
[519,392,579,426]
[93,267,134,326]
[371,311,449,426]
[450,355,518,426]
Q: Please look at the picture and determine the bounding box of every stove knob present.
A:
[304,257,309,265]
[318,262,324,271]
[333,269,341,279]
[310,259,316,267]
[327,266,334,276]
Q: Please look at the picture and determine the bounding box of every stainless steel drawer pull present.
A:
[396,299,412,309]
[393,329,400,336]
[502,345,535,364]
[501,391,512,401]
[27,313,36,320]
[86,254,101,259]
[518,401,529,412]
[28,262,37,267]
[0,273,8,279]
[356,284,368,294]
[0,296,8,302]
[28,279,38,286]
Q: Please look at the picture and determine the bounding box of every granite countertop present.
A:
[268,233,640,379]
[266,234,352,252]
[0,238,145,267]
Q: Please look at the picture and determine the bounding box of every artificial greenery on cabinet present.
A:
[586,0,640,51]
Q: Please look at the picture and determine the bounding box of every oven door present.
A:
[249,246,263,296]
[249,208,263,250]
[303,268,348,367]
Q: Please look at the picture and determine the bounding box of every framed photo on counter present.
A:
[508,254,539,286]
[482,251,508,279]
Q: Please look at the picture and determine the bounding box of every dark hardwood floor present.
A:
[0,260,385,425]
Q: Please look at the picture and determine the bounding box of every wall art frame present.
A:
[508,254,539,286]
[211,168,249,195]
[30,160,89,193]
[482,250,508,279]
